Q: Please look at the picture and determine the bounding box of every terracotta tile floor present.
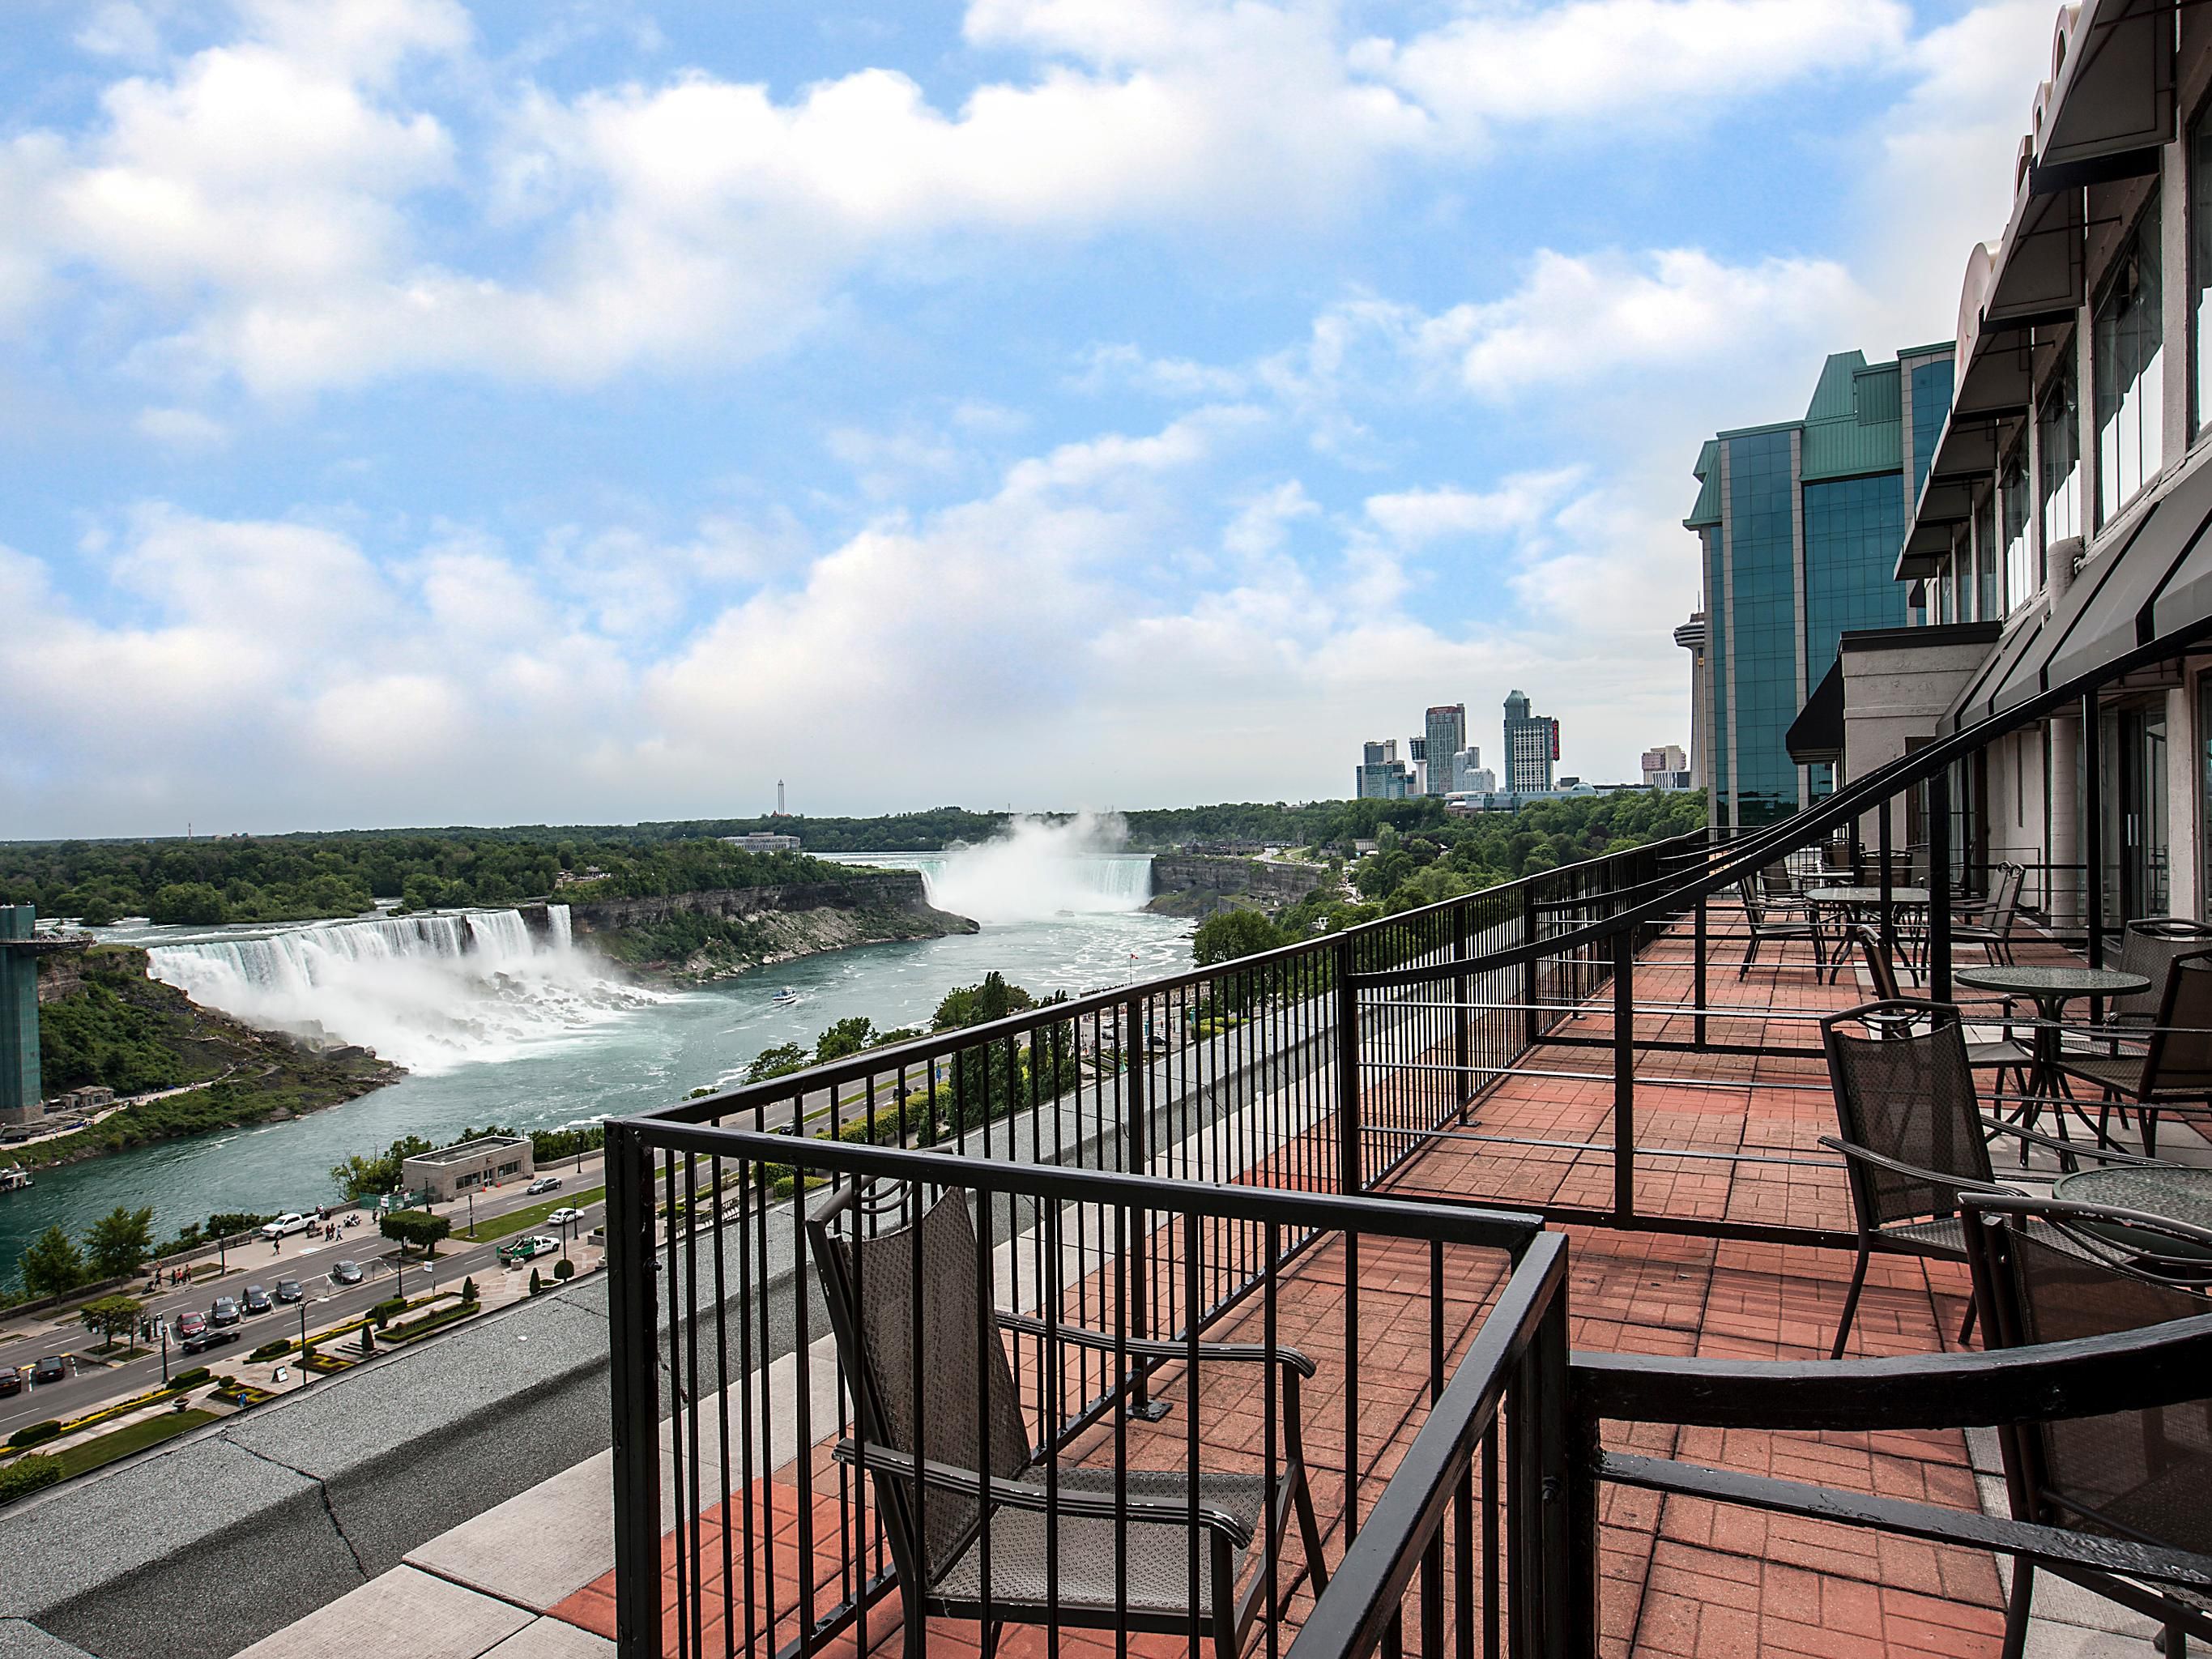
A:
[558,908,2163,1656]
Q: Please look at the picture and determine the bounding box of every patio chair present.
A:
[1952,863,2027,965]
[808,1185,1330,1659]
[1962,1194,2212,1659]
[2108,919,2212,1028]
[1848,928,2030,1092]
[1758,862,1805,916]
[1818,1000,2160,1358]
[1736,876,1823,979]
[2056,949,2212,1160]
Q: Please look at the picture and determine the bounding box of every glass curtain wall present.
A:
[2001,445,2033,615]
[2095,200,2165,523]
[2101,700,2172,920]
[1975,492,1998,620]
[2194,104,2212,437]
[2040,359,2082,548]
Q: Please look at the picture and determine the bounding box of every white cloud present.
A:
[1419,249,1868,397]
[1363,469,1583,545]
[134,406,230,447]
[1356,0,1911,134]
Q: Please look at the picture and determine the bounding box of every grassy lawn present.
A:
[458,1185,603,1243]
[48,1409,216,1478]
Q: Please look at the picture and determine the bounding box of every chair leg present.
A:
[1740,933,1759,979]
[1831,1245,1871,1360]
[981,1623,1004,1659]
[2001,1559,2034,1659]
[2145,1107,2161,1161]
[903,1594,927,1659]
[1957,1297,1977,1347]
[1293,1465,1330,1593]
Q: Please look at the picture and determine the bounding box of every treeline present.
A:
[0,831,845,926]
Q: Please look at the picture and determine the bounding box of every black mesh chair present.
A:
[2108,919,2212,1028]
[1737,876,1823,979]
[1953,863,2027,965]
[808,1187,1329,1659]
[2057,949,2212,1159]
[1963,1194,2212,1658]
[1848,927,2031,1091]
[1818,1000,2161,1358]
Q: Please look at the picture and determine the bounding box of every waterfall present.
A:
[846,815,1153,923]
[146,905,661,1076]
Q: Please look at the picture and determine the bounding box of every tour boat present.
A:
[770,987,801,1007]
[0,1168,31,1193]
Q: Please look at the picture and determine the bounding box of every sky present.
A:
[0,0,2058,838]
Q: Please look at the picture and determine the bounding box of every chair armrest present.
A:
[830,1439,1254,1546]
[1975,1117,2166,1166]
[995,1311,1317,1377]
[1817,1137,2018,1198]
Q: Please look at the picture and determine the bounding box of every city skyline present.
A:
[0,2,2045,838]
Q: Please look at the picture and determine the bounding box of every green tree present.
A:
[932,972,1031,1032]
[149,882,227,925]
[1191,909,1286,966]
[79,1292,145,1351]
[380,1210,451,1259]
[330,1135,432,1201]
[814,1016,876,1063]
[19,1226,87,1299]
[746,1043,810,1082]
[83,1205,155,1281]
[76,896,117,926]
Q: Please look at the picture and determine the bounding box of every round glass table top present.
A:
[1952,965,2150,999]
[2051,1166,2212,1257]
[1801,887,1929,905]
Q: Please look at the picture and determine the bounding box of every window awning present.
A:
[1946,448,2212,730]
[1984,174,2086,327]
[1895,518,1956,581]
[1786,659,1843,766]
[2031,0,2175,190]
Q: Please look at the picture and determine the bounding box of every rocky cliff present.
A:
[1145,855,1323,919]
[566,870,977,981]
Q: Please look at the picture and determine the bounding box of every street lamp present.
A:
[467,1190,476,1238]
[159,1319,169,1385]
[297,1301,309,1385]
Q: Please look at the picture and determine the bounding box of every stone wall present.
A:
[565,870,944,933]
[1147,855,1321,918]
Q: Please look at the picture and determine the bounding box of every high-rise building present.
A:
[1683,344,1946,828]
[1448,747,1490,792]
[1641,745,1690,791]
[1423,705,1466,796]
[1673,608,1708,791]
[1355,740,1411,800]
[1502,692,1559,795]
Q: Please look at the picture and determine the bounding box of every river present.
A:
[0,844,1183,1290]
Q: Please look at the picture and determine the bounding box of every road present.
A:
[0,1168,610,1438]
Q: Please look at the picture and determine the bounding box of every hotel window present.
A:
[2001,444,2034,613]
[2040,361,2082,547]
[2095,198,2164,523]
[1975,491,1997,620]
[2195,101,2212,436]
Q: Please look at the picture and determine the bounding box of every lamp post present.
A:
[467,1190,476,1239]
[297,1301,309,1386]
[159,1319,169,1384]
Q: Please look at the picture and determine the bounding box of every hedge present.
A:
[6,1421,61,1449]
[0,1456,60,1502]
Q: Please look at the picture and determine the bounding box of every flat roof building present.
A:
[1685,343,1950,827]
[401,1134,534,1204]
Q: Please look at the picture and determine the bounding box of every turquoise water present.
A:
[0,855,1186,1289]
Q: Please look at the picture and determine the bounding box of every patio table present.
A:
[2051,1163,2212,1266]
[1802,886,1929,981]
[1954,964,2151,1147]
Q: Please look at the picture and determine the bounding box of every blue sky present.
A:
[0,0,2052,836]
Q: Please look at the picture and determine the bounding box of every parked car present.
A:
[182,1326,238,1355]
[497,1235,561,1264]
[275,1279,304,1304]
[0,1367,22,1397]
[242,1285,273,1316]
[330,1260,364,1286]
[260,1213,311,1239]
[175,1310,207,1341]
[525,1175,563,1195]
[546,1206,583,1226]
[31,1355,66,1386]
[209,1296,241,1327]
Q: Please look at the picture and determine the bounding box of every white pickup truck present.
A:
[259,1213,313,1239]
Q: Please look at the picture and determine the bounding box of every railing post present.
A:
[604,1121,662,1659]
[1522,885,1541,1049]
[1612,928,1634,1225]
[1453,901,1472,1116]
[1878,795,1896,972]
[1692,894,1707,1050]
[1929,769,1953,1003]
[2082,691,2104,966]
[1123,994,1167,1420]
[1335,935,1363,1197]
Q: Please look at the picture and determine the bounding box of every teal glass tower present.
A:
[1684,344,1953,828]
[2,906,40,1127]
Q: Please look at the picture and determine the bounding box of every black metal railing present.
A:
[605,1125,1562,1659]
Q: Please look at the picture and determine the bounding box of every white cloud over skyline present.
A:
[0,1,2052,836]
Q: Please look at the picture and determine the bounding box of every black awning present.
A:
[1787,659,1844,766]
[1954,449,2212,729]
[1984,180,2085,326]
[2034,0,2176,181]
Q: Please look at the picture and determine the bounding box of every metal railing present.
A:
[604,1126,1561,1658]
